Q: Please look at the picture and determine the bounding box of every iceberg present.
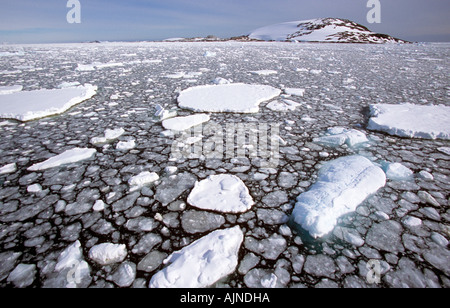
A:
[149,226,244,288]
[178,83,281,113]
[292,155,386,238]
[368,103,450,140]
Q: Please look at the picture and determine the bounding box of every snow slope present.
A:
[249,18,407,43]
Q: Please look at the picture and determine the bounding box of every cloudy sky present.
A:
[0,0,449,43]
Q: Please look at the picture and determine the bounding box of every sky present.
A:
[0,0,449,43]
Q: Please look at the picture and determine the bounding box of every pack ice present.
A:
[187,174,254,213]
[368,103,450,140]
[149,226,244,288]
[292,155,386,238]
[178,83,281,113]
[0,84,97,121]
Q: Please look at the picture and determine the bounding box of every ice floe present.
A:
[266,99,301,112]
[250,70,277,76]
[88,243,128,265]
[28,148,97,171]
[0,85,23,95]
[381,162,414,181]
[284,88,305,97]
[162,114,210,131]
[368,103,450,140]
[128,171,160,191]
[0,163,17,175]
[91,128,125,145]
[292,155,386,238]
[178,83,281,113]
[187,174,254,213]
[0,84,97,121]
[116,139,136,151]
[149,226,243,288]
[313,127,369,148]
[46,241,91,288]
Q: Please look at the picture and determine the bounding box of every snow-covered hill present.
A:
[248,18,408,43]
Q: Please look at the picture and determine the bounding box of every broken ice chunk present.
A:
[149,226,243,288]
[88,243,127,266]
[162,114,210,131]
[0,163,17,175]
[381,162,414,181]
[27,148,96,171]
[187,174,254,213]
[313,127,369,148]
[292,155,386,238]
[128,171,159,191]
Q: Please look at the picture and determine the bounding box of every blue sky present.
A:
[0,0,449,43]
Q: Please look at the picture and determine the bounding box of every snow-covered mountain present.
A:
[248,18,408,43]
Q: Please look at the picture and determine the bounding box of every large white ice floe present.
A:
[0,84,97,121]
[187,174,254,213]
[28,148,97,171]
[292,155,386,238]
[149,226,244,288]
[368,103,450,140]
[162,114,210,131]
[178,83,281,113]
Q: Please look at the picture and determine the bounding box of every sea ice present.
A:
[0,163,17,175]
[284,88,305,97]
[368,103,450,140]
[178,83,281,113]
[128,171,159,191]
[292,155,386,238]
[0,84,98,121]
[187,174,254,213]
[154,104,177,121]
[162,114,210,131]
[250,70,277,76]
[88,243,128,265]
[116,139,136,151]
[382,162,414,181]
[91,128,125,145]
[7,264,36,288]
[49,241,91,288]
[0,85,23,95]
[27,148,97,171]
[149,226,244,288]
[266,99,301,111]
[313,127,369,148]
